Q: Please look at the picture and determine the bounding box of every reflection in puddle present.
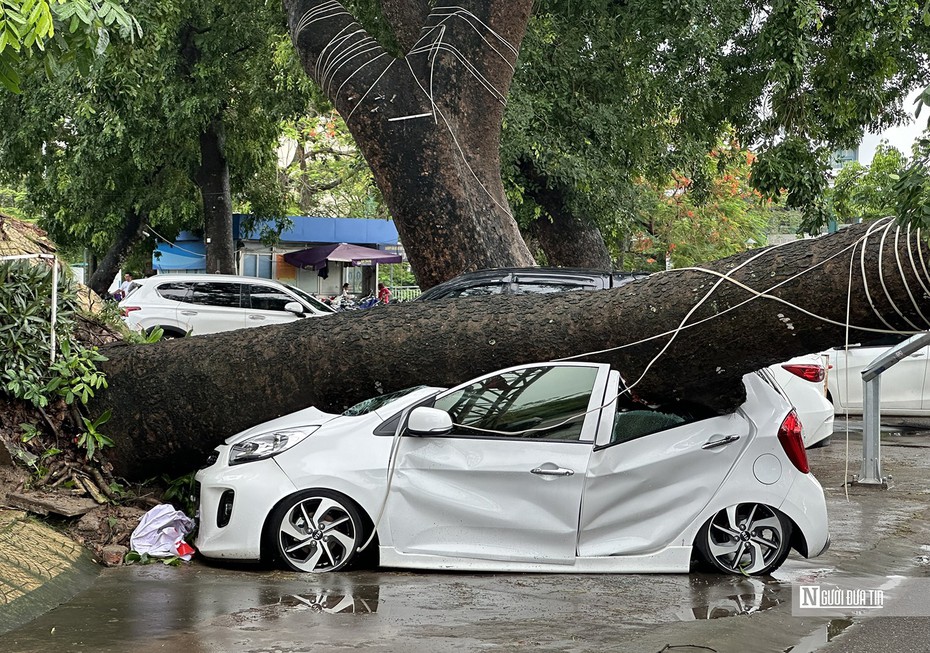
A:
[678,576,787,620]
[783,619,854,653]
[272,587,380,615]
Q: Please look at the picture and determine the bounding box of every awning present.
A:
[283,243,402,270]
[153,241,206,271]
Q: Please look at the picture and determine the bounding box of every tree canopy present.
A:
[0,0,314,288]
[503,0,930,248]
[0,0,140,92]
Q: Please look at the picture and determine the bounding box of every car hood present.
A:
[223,386,445,445]
[224,406,340,445]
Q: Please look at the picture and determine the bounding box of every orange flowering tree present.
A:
[628,141,773,271]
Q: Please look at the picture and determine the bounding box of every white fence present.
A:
[390,285,421,302]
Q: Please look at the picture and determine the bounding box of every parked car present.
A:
[416,267,834,447]
[195,362,829,576]
[767,355,834,448]
[415,267,649,300]
[120,274,334,337]
[825,334,930,417]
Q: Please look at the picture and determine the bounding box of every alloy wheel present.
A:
[274,493,361,573]
[699,503,792,575]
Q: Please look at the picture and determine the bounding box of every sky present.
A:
[859,89,927,165]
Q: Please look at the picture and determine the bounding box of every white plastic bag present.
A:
[130,504,196,560]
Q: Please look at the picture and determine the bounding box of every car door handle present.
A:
[531,467,574,477]
[702,435,741,450]
[180,310,197,316]
[248,315,266,321]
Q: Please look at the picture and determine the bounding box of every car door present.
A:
[180,282,245,334]
[244,283,304,327]
[829,338,927,413]
[134,281,190,332]
[577,371,752,557]
[387,363,610,564]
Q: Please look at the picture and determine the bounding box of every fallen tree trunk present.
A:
[93,220,930,478]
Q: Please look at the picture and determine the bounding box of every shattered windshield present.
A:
[342,386,428,416]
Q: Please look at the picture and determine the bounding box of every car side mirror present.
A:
[284,301,305,316]
[407,407,453,436]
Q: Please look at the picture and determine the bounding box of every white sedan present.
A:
[825,335,930,417]
[195,362,829,575]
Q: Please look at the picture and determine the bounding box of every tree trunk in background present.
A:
[87,209,147,297]
[197,118,236,274]
[533,215,611,268]
[92,220,930,478]
[283,0,536,289]
[519,159,612,268]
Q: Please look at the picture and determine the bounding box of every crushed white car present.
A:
[195,362,829,576]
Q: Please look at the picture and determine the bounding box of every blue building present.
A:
[153,215,401,297]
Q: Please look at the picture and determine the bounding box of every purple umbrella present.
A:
[283,243,402,270]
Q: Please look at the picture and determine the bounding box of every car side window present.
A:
[248,284,295,312]
[607,399,711,446]
[433,366,598,441]
[155,282,191,302]
[610,410,686,445]
[510,282,590,295]
[453,283,506,298]
[187,282,242,308]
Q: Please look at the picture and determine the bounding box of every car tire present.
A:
[269,489,364,573]
[151,326,184,340]
[695,503,793,576]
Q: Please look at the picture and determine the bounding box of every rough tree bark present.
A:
[197,117,236,275]
[518,159,612,268]
[87,209,148,297]
[92,220,930,479]
[283,0,536,288]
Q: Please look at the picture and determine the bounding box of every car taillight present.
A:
[121,306,141,317]
[780,363,825,383]
[777,410,810,474]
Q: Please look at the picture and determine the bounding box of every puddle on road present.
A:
[783,619,854,653]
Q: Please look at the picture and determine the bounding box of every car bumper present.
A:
[802,406,834,448]
[194,448,298,560]
[778,472,830,558]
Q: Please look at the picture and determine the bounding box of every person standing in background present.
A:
[377,282,391,304]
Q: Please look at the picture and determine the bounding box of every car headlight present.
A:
[228,426,319,465]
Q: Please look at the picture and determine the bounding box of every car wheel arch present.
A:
[152,326,186,339]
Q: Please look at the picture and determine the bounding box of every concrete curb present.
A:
[0,510,99,635]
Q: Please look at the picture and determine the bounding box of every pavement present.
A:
[1,422,930,652]
[0,510,98,634]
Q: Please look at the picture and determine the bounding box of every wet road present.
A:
[5,428,930,653]
[2,561,834,653]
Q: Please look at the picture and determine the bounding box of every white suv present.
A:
[120,274,334,337]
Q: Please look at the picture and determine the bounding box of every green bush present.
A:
[0,260,111,458]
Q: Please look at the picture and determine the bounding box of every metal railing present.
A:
[390,285,421,302]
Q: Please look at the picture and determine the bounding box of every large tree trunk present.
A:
[519,159,612,268]
[93,220,930,479]
[283,0,536,289]
[197,117,236,275]
[87,209,148,297]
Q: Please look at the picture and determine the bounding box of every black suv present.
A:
[416,267,649,301]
